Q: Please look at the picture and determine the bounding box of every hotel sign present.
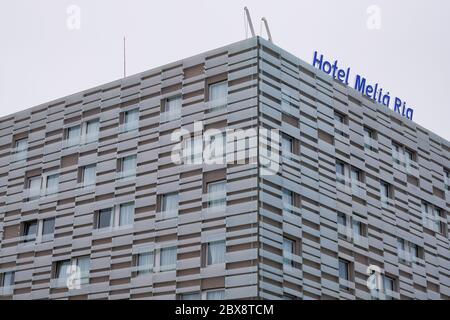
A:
[312,51,414,120]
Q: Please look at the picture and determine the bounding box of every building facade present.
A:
[0,37,449,300]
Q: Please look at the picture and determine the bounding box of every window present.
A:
[96,209,112,229]
[119,202,134,226]
[444,170,450,191]
[392,142,417,169]
[42,218,55,237]
[334,112,347,137]
[135,251,154,275]
[0,271,15,293]
[282,189,294,210]
[339,259,350,283]
[122,109,139,132]
[161,192,179,219]
[283,238,295,267]
[23,220,38,242]
[206,131,226,162]
[55,259,71,282]
[22,218,55,243]
[397,238,424,265]
[84,119,99,143]
[67,125,81,147]
[27,176,41,200]
[337,212,347,227]
[335,161,346,184]
[45,174,59,195]
[54,257,90,287]
[282,134,294,155]
[421,202,446,235]
[95,203,134,231]
[179,292,201,300]
[363,127,377,151]
[207,181,226,209]
[207,241,226,265]
[206,290,225,300]
[183,136,203,164]
[383,276,395,298]
[351,168,361,182]
[14,138,27,161]
[380,181,392,203]
[161,96,182,122]
[209,81,227,111]
[81,165,96,187]
[160,246,177,272]
[119,155,137,179]
[281,88,297,113]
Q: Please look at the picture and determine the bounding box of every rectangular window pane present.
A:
[57,260,71,280]
[119,203,134,226]
[337,213,346,226]
[15,139,27,160]
[28,176,41,199]
[67,125,81,146]
[209,82,227,101]
[207,241,225,265]
[3,271,15,287]
[283,238,294,266]
[98,209,112,229]
[162,193,179,212]
[46,174,59,194]
[124,109,139,131]
[137,252,154,274]
[42,218,55,235]
[160,247,177,270]
[122,155,137,177]
[207,290,225,300]
[77,257,90,280]
[339,259,349,280]
[85,120,99,143]
[207,181,226,208]
[24,221,38,237]
[83,165,96,186]
[282,135,293,154]
[180,292,200,300]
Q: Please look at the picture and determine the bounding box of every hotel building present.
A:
[0,37,449,300]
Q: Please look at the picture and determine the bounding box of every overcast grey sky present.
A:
[1,0,449,140]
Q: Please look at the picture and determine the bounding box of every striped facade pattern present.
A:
[0,37,449,300]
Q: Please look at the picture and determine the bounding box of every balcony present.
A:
[334,121,349,137]
[281,101,298,115]
[422,213,439,232]
[371,289,398,300]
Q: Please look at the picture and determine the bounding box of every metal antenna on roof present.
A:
[261,17,273,43]
[244,7,256,38]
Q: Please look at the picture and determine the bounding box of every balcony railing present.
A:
[364,136,378,152]
[156,209,178,221]
[160,109,181,123]
[207,97,227,112]
[117,170,136,181]
[119,121,139,133]
[0,285,14,296]
[338,225,368,247]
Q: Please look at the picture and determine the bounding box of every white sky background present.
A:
[0,0,449,140]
